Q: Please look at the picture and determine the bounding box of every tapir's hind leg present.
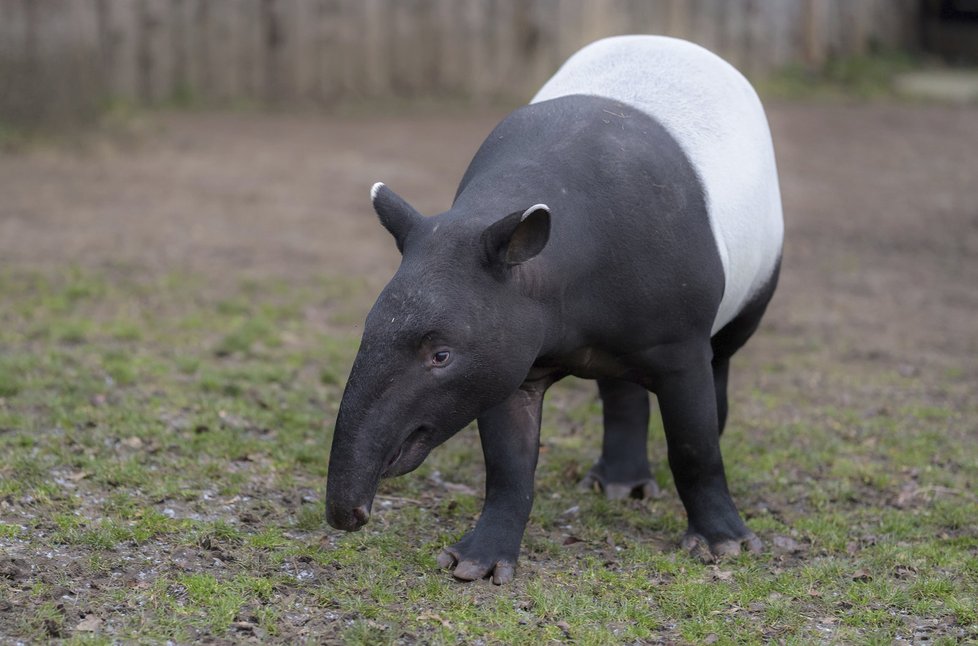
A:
[580,378,659,500]
[709,257,781,435]
[712,357,731,434]
[648,342,761,559]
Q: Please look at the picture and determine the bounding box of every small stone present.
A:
[75,615,102,632]
[120,436,144,449]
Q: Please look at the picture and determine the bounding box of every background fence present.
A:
[1,0,921,125]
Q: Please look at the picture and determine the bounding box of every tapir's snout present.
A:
[325,501,371,532]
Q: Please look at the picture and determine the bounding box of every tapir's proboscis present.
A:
[325,36,784,584]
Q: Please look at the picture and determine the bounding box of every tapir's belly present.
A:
[531,35,784,334]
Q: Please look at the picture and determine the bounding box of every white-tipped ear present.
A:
[370,182,424,253]
[370,182,384,202]
[522,203,550,220]
[481,204,551,270]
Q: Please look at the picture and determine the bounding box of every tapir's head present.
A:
[325,183,551,531]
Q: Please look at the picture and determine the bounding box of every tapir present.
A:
[325,35,783,584]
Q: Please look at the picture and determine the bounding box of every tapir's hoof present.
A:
[579,470,660,500]
[681,531,763,562]
[436,547,516,585]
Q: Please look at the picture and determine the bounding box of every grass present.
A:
[0,266,975,643]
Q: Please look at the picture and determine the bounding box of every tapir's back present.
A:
[531,36,783,334]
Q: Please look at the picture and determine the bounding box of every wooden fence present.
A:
[0,0,920,125]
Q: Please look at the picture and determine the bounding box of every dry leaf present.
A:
[418,611,452,628]
[852,569,872,582]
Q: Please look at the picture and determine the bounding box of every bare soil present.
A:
[2,103,976,362]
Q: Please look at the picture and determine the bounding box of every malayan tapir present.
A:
[325,35,783,584]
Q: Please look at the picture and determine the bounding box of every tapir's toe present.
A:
[489,562,515,585]
[681,531,763,562]
[435,548,458,570]
[579,470,661,500]
[436,547,516,585]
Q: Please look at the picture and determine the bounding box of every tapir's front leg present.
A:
[650,343,762,558]
[436,384,547,584]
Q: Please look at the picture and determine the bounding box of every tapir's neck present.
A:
[454,175,600,349]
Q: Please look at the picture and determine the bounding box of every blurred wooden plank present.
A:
[432,0,460,95]
[260,0,288,105]
[555,0,585,61]
[769,0,802,69]
[361,0,388,98]
[719,0,748,70]
[838,0,866,56]
[823,0,845,60]
[136,0,173,104]
[0,0,30,117]
[803,0,826,67]
[289,0,323,102]
[186,0,209,100]
[167,0,190,101]
[415,0,440,97]
[691,0,723,53]
[36,0,102,119]
[96,0,138,102]
[667,0,690,39]
[639,0,673,36]
[209,0,243,103]
[489,0,515,100]
[751,0,786,75]
[390,0,421,96]
[459,0,491,101]
[306,0,331,104]
[237,0,264,103]
[581,0,612,44]
[517,0,559,98]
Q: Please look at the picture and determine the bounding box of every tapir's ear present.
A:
[481,204,551,269]
[371,182,424,253]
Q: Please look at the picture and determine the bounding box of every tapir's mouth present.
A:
[380,425,433,479]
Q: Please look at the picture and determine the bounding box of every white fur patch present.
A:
[531,36,784,334]
[370,182,385,203]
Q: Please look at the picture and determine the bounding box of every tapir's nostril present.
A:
[352,505,370,527]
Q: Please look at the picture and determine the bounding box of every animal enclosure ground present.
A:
[0,101,976,644]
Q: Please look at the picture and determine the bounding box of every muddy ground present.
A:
[1,100,976,643]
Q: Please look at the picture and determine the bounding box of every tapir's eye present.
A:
[431,350,451,366]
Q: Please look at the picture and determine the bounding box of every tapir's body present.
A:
[326,36,783,584]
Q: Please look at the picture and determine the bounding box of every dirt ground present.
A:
[2,102,976,364]
[1,100,977,642]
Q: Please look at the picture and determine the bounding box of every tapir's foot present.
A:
[436,534,519,585]
[681,529,763,562]
[579,466,660,500]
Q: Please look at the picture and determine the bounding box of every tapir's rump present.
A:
[532,35,783,334]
